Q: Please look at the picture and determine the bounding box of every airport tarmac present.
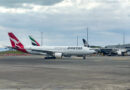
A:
[0,56,130,90]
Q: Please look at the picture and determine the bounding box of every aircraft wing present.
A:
[30,49,54,55]
[5,46,18,49]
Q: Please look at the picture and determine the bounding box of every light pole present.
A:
[41,32,43,46]
[86,27,88,43]
[77,35,78,46]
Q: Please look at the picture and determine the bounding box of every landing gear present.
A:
[83,55,86,59]
[45,57,56,59]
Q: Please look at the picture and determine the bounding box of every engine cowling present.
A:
[54,53,62,59]
[116,49,127,56]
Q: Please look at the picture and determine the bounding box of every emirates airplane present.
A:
[29,35,40,46]
[8,32,96,59]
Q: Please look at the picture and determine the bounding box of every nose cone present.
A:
[89,49,97,54]
[87,48,98,54]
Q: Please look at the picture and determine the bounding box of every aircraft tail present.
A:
[82,38,89,47]
[8,32,27,53]
[29,35,40,46]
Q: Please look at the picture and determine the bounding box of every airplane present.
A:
[29,36,92,57]
[82,38,101,54]
[8,32,96,59]
[29,35,40,46]
[82,38,89,47]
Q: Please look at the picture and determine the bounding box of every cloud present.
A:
[0,0,130,46]
[0,0,63,8]
[0,0,64,14]
[0,0,106,14]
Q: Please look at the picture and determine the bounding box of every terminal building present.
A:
[105,44,130,51]
[104,44,130,56]
[97,44,130,56]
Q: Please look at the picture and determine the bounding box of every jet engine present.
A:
[54,53,63,58]
[116,49,127,56]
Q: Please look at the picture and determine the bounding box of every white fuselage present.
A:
[25,46,96,56]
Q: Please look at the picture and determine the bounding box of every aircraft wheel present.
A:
[83,55,86,59]
[45,57,56,59]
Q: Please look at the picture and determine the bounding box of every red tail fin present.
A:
[8,32,27,53]
[8,32,24,48]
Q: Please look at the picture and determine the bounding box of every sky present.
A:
[0,0,130,47]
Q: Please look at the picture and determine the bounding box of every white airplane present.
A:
[8,32,96,59]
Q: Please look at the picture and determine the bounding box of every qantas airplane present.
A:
[8,32,96,59]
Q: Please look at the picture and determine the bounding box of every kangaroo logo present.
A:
[10,37,21,48]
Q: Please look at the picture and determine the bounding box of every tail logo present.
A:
[10,37,21,48]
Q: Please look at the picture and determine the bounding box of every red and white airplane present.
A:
[8,32,96,59]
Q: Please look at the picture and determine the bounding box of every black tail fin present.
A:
[82,38,89,47]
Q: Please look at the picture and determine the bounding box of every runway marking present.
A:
[110,57,129,61]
